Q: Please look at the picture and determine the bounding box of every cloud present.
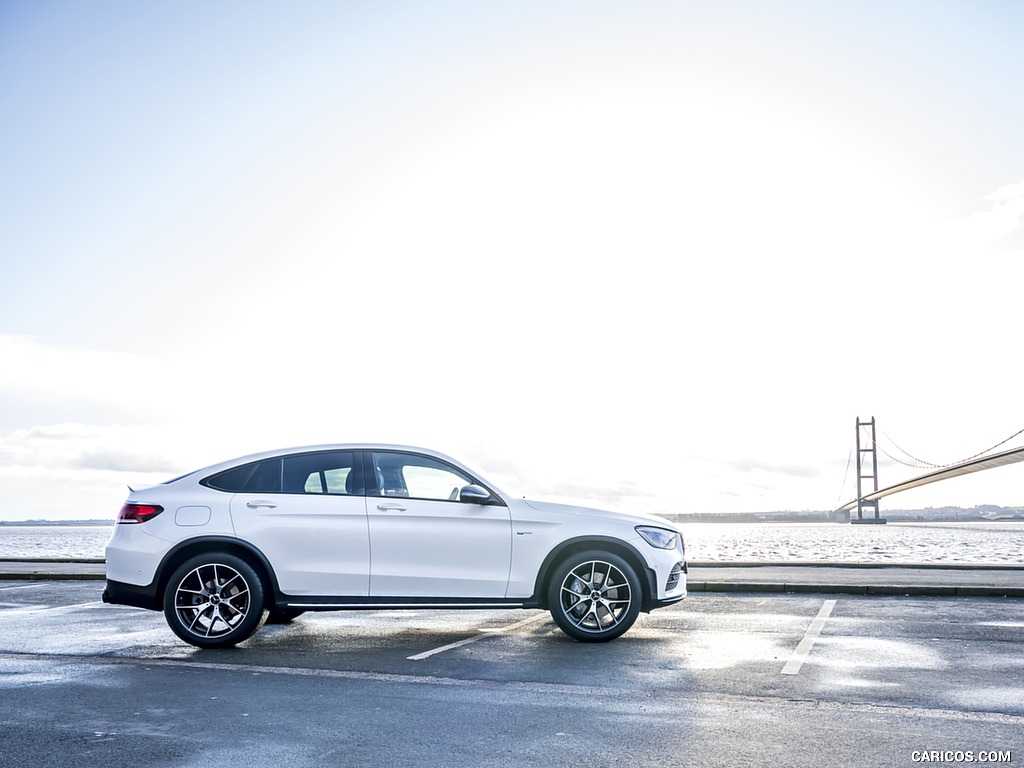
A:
[988,178,1024,207]
[948,177,1024,247]
[74,447,179,474]
[0,422,187,520]
[722,458,821,479]
[10,423,100,441]
[0,334,178,421]
[0,422,182,475]
[529,479,657,507]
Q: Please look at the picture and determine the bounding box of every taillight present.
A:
[118,503,164,524]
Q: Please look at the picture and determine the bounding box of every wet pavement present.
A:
[1,577,1022,767]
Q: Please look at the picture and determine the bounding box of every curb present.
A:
[688,560,1024,571]
[0,558,105,564]
[687,582,1024,598]
[0,559,106,581]
[2,561,1022,597]
[0,572,105,581]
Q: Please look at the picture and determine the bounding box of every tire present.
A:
[547,550,642,642]
[163,553,265,649]
[265,609,305,625]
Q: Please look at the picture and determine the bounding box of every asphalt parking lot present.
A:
[1,580,1021,768]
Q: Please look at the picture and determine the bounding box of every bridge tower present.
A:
[853,417,887,525]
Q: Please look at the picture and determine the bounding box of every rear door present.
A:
[228,451,370,596]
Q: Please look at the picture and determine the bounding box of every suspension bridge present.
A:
[836,419,1024,524]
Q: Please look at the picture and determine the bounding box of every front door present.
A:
[367,451,512,597]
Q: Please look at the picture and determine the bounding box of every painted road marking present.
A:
[1,601,106,616]
[781,599,836,676]
[408,612,549,661]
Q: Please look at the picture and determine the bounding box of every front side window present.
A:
[371,452,472,501]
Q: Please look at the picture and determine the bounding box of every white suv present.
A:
[103,445,687,648]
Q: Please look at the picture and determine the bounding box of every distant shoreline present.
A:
[0,520,114,526]
[668,505,1024,524]
[2,505,1024,526]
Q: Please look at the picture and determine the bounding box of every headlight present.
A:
[635,525,679,550]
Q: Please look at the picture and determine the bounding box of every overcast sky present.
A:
[2,1,1023,521]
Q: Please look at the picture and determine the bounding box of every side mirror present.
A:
[459,484,495,504]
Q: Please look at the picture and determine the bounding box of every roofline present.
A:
[170,444,507,497]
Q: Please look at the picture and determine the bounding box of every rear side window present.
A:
[203,453,360,495]
[245,459,281,493]
[203,459,281,493]
[282,452,359,495]
[203,464,254,492]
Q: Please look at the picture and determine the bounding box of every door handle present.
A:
[246,500,277,509]
[376,503,407,512]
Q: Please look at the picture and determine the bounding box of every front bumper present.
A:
[642,558,687,611]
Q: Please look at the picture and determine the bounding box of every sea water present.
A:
[1,521,1023,565]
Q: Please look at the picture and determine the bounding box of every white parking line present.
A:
[408,613,549,661]
[0,584,46,592]
[781,599,836,676]
[2,601,106,616]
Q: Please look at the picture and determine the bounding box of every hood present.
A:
[522,499,678,530]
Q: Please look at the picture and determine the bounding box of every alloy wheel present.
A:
[557,559,633,634]
[172,562,253,639]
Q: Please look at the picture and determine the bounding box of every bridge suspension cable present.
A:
[876,425,1024,470]
[837,419,1024,513]
[835,441,855,507]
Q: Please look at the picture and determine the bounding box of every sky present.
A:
[2,0,1023,521]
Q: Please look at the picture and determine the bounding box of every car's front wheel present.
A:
[163,554,265,649]
[547,551,642,642]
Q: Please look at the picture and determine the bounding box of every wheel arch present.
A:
[156,536,280,609]
[533,536,657,612]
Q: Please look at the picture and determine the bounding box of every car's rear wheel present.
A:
[163,554,265,649]
[547,550,642,642]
